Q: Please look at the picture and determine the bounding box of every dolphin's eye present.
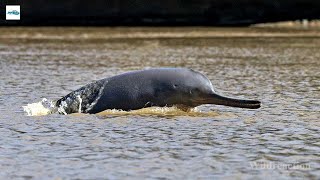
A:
[173,84,178,88]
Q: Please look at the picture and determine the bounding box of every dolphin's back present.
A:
[56,68,198,114]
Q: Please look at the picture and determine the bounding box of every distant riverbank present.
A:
[1,26,320,43]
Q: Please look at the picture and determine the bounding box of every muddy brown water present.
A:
[0,27,319,179]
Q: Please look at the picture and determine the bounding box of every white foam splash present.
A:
[77,95,82,113]
[57,100,68,115]
[22,98,56,116]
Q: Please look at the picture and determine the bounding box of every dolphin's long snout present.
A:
[206,93,261,109]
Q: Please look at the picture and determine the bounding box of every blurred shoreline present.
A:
[1,25,320,42]
[2,1,319,26]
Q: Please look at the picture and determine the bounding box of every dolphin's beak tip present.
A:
[206,93,262,110]
[252,100,261,109]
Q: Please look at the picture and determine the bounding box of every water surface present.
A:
[0,27,319,179]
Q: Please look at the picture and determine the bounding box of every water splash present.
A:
[22,98,56,116]
[23,98,219,117]
[77,95,82,113]
[57,100,68,115]
[96,106,219,117]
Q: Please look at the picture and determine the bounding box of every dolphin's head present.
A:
[170,69,261,109]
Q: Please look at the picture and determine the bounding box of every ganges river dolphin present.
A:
[55,68,261,114]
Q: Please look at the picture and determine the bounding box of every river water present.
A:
[0,27,319,179]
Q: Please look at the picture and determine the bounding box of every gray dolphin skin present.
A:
[56,68,261,114]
